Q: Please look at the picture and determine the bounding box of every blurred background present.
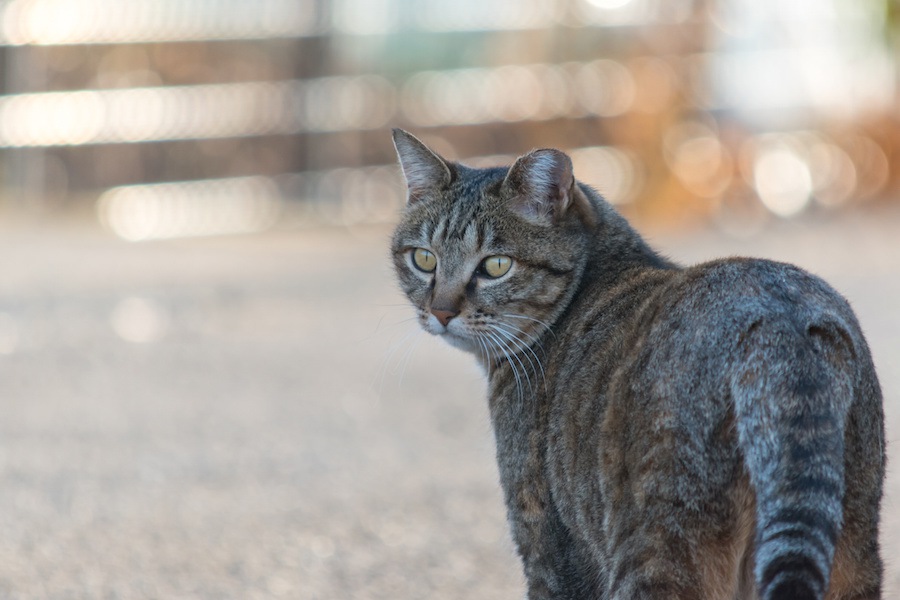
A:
[2,0,899,231]
[0,0,899,598]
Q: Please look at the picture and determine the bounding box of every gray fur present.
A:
[390,130,885,600]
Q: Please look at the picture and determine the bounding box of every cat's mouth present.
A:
[423,310,539,363]
[442,330,478,353]
[431,317,468,341]
[421,311,480,351]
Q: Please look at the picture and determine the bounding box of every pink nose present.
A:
[430,308,458,327]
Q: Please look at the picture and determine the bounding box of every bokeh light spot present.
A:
[569,146,641,205]
[753,146,812,218]
[97,176,282,241]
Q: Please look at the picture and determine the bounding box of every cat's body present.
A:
[390,129,884,600]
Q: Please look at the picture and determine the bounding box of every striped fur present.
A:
[390,130,885,599]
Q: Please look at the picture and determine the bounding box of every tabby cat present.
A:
[389,129,885,600]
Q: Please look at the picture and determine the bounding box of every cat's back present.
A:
[635,257,870,369]
[553,255,877,419]
[563,258,867,366]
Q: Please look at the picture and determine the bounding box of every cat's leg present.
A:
[598,396,752,600]
[601,482,755,599]
[821,497,882,599]
[513,511,599,599]
[823,378,883,600]
[825,537,882,600]
[823,514,882,599]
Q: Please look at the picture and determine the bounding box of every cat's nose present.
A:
[431,308,458,327]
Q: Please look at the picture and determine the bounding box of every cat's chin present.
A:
[439,331,479,354]
[422,314,478,353]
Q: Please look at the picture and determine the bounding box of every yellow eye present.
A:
[482,255,512,278]
[412,248,437,273]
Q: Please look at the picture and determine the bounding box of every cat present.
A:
[389,129,885,600]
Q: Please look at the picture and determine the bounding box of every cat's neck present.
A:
[581,188,677,286]
[486,193,674,376]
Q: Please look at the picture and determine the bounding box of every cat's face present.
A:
[390,130,593,361]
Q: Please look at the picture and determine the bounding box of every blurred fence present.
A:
[0,0,897,239]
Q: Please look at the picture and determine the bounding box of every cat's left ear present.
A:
[392,129,453,204]
[501,149,593,227]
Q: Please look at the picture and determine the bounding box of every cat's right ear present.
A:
[392,129,452,204]
[502,149,574,226]
[502,148,597,228]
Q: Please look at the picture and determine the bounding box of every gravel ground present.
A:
[0,206,898,599]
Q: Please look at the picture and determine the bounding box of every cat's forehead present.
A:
[407,201,492,264]
[450,163,507,197]
[402,164,509,252]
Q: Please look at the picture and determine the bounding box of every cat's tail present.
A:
[732,319,856,600]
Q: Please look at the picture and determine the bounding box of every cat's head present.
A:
[390,129,596,359]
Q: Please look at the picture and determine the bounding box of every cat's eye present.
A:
[481,255,512,278]
[411,248,437,273]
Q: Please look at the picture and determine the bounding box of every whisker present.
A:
[501,314,555,330]
[372,303,419,308]
[501,313,557,340]
[396,330,424,390]
[359,307,420,343]
[495,320,545,350]
[501,329,531,384]
[482,329,520,401]
[478,332,502,376]
[474,331,492,374]
[496,329,534,392]
[373,325,420,395]
[492,323,547,391]
[484,328,529,402]
[392,316,421,327]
